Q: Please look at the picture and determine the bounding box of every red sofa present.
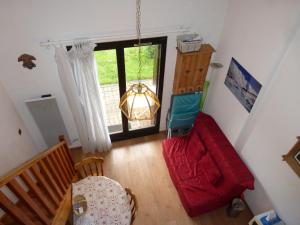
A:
[162,112,254,217]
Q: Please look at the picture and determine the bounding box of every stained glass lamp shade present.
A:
[119,83,160,120]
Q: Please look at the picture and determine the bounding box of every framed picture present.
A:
[283,137,300,178]
[225,58,262,112]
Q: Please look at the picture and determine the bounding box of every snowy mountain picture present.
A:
[225,58,262,112]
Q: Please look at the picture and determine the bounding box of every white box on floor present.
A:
[249,210,285,225]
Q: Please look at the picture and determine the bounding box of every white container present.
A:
[249,210,285,225]
[177,39,203,53]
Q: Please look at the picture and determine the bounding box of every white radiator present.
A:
[25,96,69,147]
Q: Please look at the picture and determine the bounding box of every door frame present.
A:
[94,36,167,141]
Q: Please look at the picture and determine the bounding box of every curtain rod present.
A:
[40,26,190,47]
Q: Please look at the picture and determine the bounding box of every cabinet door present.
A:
[173,53,198,94]
[173,44,214,94]
[182,53,199,93]
[193,52,212,91]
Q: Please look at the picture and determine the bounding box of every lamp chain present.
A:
[136,0,142,82]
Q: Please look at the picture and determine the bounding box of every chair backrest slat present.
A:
[83,165,89,177]
[95,162,99,176]
[7,179,52,225]
[125,188,138,225]
[88,163,94,176]
[100,162,104,176]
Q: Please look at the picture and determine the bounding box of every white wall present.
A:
[205,0,300,143]
[0,81,37,176]
[242,29,300,225]
[205,0,300,224]
[0,0,228,149]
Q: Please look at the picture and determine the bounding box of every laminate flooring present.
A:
[71,133,253,225]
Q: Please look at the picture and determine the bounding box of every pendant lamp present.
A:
[119,0,160,121]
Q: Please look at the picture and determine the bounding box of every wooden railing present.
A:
[0,136,137,225]
[0,136,75,225]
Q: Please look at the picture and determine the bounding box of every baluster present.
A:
[53,150,71,183]
[38,161,64,200]
[7,179,51,225]
[49,153,69,188]
[60,146,75,176]
[0,190,35,225]
[58,147,73,178]
[59,136,75,174]
[31,165,60,207]
[44,156,67,192]
[20,171,56,216]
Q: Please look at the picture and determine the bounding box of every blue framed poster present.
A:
[225,58,262,112]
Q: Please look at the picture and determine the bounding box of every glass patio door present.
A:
[95,49,123,134]
[94,37,167,141]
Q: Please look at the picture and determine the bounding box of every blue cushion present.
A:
[168,92,202,129]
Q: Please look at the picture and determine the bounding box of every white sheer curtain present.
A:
[55,42,111,153]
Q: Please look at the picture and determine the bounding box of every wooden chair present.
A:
[125,188,138,224]
[74,156,104,180]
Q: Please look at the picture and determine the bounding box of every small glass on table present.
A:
[73,195,87,216]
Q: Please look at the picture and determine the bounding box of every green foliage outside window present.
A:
[95,45,157,85]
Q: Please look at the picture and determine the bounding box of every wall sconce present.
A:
[210,62,223,69]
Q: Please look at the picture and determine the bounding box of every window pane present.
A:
[95,49,123,134]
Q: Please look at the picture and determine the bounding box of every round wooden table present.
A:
[72,176,131,225]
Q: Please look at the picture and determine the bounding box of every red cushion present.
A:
[194,112,255,190]
[186,128,206,162]
[200,153,222,185]
[163,136,193,181]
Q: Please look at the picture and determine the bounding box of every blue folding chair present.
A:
[167,92,202,138]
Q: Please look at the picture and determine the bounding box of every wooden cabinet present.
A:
[173,44,215,94]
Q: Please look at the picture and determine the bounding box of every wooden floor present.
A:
[71,133,253,225]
